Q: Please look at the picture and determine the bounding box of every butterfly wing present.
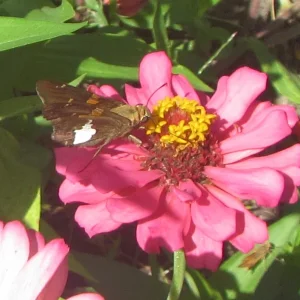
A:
[50,113,132,147]
[36,80,133,147]
[36,80,124,119]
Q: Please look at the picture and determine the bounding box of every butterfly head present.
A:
[135,104,152,124]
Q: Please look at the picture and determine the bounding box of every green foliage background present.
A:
[0,0,300,299]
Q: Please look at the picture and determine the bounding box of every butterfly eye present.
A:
[141,115,150,123]
[136,104,151,123]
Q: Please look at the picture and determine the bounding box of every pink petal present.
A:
[204,185,244,211]
[106,140,150,157]
[206,76,228,111]
[225,146,300,199]
[222,149,265,165]
[64,149,103,182]
[138,51,173,105]
[109,156,146,171]
[55,147,78,176]
[230,210,269,252]
[191,189,237,241]
[206,185,268,252]
[59,180,112,205]
[221,110,292,162]
[205,166,284,207]
[282,186,298,204]
[0,221,3,241]
[0,221,30,292]
[87,84,124,102]
[236,101,272,131]
[75,202,122,237]
[280,175,298,204]
[184,224,223,271]
[227,144,300,169]
[7,239,69,300]
[171,74,200,102]
[245,101,272,118]
[55,147,96,179]
[172,180,202,202]
[136,189,187,253]
[37,256,68,300]
[27,230,45,258]
[241,102,298,130]
[278,166,300,185]
[108,184,163,223]
[208,67,267,128]
[92,169,164,193]
[67,293,104,300]
[124,84,148,106]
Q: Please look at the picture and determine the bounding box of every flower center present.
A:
[146,96,216,149]
[141,96,223,185]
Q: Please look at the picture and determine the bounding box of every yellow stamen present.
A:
[146,96,216,149]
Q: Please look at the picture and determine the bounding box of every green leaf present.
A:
[23,187,41,231]
[209,213,300,299]
[25,0,75,23]
[1,113,51,144]
[0,46,35,100]
[85,0,108,27]
[185,268,223,300]
[69,74,87,87]
[0,17,86,52]
[19,140,52,171]
[152,0,170,55]
[0,0,53,17]
[78,57,139,80]
[173,65,213,92]
[247,38,300,104]
[0,95,42,120]
[15,34,152,90]
[170,0,221,25]
[69,251,169,300]
[0,127,41,230]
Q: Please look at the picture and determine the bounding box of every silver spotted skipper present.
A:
[36,81,151,153]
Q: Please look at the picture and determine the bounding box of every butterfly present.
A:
[36,80,151,154]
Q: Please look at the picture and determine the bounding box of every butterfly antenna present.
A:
[143,82,168,128]
[145,82,167,107]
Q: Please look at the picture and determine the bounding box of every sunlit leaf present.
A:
[69,251,169,300]
[0,17,86,51]
[0,96,42,120]
[247,38,300,104]
[0,127,41,230]
[25,0,75,22]
[209,213,300,299]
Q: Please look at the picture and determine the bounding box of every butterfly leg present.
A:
[127,134,142,146]
[78,141,108,173]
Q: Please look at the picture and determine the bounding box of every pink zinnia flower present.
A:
[56,51,300,270]
[0,220,104,300]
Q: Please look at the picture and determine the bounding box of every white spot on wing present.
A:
[73,120,96,145]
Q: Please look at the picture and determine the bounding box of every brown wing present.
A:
[36,80,133,147]
[51,113,133,147]
[36,80,125,120]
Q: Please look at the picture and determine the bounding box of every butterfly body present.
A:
[36,81,151,149]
